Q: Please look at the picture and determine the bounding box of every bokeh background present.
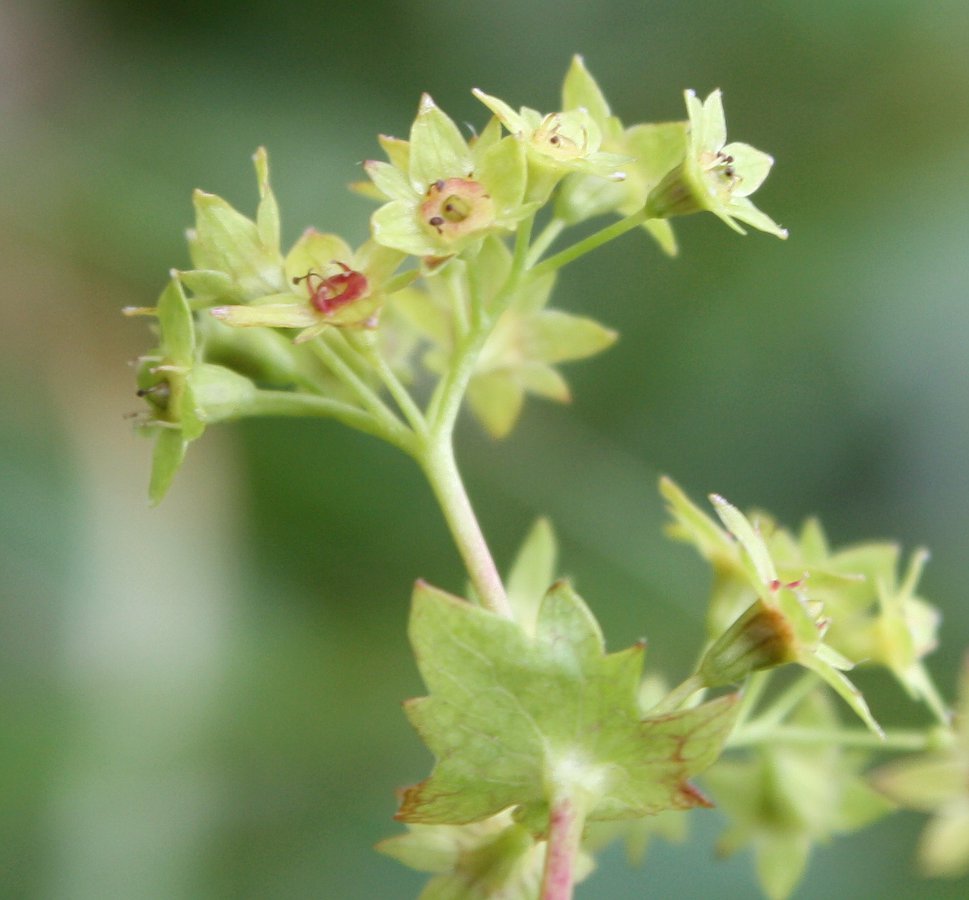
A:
[3,1,969,897]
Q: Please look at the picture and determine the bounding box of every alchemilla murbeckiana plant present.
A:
[125,57,967,898]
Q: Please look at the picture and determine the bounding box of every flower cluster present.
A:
[128,59,790,501]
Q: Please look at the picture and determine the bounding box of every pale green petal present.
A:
[711,206,749,235]
[561,55,611,127]
[710,494,778,586]
[378,133,410,172]
[471,89,525,134]
[755,830,811,900]
[352,239,406,285]
[723,142,774,197]
[210,302,316,329]
[683,89,706,149]
[371,201,438,256]
[285,230,355,283]
[918,801,969,877]
[148,427,188,507]
[176,268,237,303]
[700,89,727,152]
[392,286,452,347]
[157,277,195,364]
[724,196,788,239]
[364,159,415,202]
[518,361,570,401]
[874,755,966,811]
[253,147,280,253]
[409,94,473,188]
[523,310,618,364]
[642,219,678,256]
[476,135,527,215]
[468,371,525,438]
[800,655,884,738]
[506,518,558,636]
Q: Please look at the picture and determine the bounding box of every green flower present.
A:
[128,277,258,504]
[472,66,629,203]
[646,90,787,238]
[394,238,616,437]
[209,231,405,342]
[661,478,882,735]
[179,147,288,305]
[873,658,969,878]
[554,56,687,255]
[378,809,595,899]
[707,692,893,900]
[364,95,533,258]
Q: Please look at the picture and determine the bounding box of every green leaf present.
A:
[398,581,740,830]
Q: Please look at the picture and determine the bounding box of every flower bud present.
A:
[699,597,798,687]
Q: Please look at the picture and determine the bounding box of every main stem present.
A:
[420,436,512,619]
[541,793,587,900]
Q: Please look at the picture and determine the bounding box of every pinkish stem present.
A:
[541,795,586,900]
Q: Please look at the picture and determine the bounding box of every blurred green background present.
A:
[2,1,968,897]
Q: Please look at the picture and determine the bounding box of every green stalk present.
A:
[729,725,940,753]
[419,436,512,619]
[246,390,416,453]
[343,329,429,438]
[528,207,651,281]
[307,333,406,438]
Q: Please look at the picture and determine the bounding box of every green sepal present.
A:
[147,427,188,506]
[522,309,617,363]
[188,185,286,299]
[157,275,195,364]
[561,55,613,133]
[475,135,527,218]
[253,147,280,254]
[410,94,473,189]
[506,518,558,636]
[466,372,525,440]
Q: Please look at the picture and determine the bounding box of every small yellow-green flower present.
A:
[127,277,258,504]
[647,89,787,238]
[472,70,629,203]
[873,657,969,878]
[364,94,534,258]
[179,147,288,305]
[209,230,404,342]
[393,237,616,438]
[707,691,894,900]
[661,478,882,735]
[554,55,687,255]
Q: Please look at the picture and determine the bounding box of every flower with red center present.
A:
[363,94,534,258]
[210,230,404,342]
